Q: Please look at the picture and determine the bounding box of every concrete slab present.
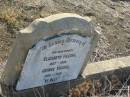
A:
[82,56,130,77]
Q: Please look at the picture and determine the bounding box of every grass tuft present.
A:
[0,6,22,29]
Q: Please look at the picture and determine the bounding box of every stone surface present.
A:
[82,56,130,77]
[1,13,99,89]
[16,34,92,90]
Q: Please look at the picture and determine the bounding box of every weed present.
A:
[0,6,22,30]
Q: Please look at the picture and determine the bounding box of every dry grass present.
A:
[0,5,22,29]
[68,74,129,97]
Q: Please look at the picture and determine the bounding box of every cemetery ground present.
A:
[0,0,130,97]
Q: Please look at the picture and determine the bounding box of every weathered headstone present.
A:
[16,34,93,90]
[0,13,99,96]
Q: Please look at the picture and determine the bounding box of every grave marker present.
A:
[16,33,92,90]
[1,13,99,92]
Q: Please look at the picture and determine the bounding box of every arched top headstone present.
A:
[20,13,92,34]
[1,13,99,91]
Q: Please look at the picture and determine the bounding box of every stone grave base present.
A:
[1,56,130,97]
